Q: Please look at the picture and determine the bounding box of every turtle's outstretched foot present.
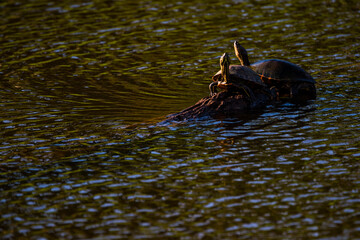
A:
[230,83,256,103]
[209,81,219,96]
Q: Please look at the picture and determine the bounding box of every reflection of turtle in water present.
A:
[209,52,270,102]
[234,41,316,100]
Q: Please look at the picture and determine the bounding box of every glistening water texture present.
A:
[1,0,360,239]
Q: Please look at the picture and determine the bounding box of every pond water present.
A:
[1,0,360,239]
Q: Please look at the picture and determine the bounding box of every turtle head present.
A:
[234,41,250,66]
[220,52,230,83]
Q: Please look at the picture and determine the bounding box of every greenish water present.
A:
[1,0,360,239]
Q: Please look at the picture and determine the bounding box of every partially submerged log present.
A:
[164,81,316,122]
[165,89,275,122]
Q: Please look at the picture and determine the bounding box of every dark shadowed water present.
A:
[1,0,360,239]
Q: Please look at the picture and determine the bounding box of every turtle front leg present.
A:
[229,83,256,102]
[209,81,219,96]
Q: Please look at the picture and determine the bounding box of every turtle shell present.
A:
[213,65,266,88]
[251,59,315,85]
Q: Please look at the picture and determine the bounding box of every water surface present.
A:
[1,0,360,239]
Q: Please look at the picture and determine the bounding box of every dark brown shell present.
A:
[251,59,315,84]
[212,65,266,88]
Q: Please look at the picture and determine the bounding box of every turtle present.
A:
[233,40,316,100]
[209,52,270,102]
